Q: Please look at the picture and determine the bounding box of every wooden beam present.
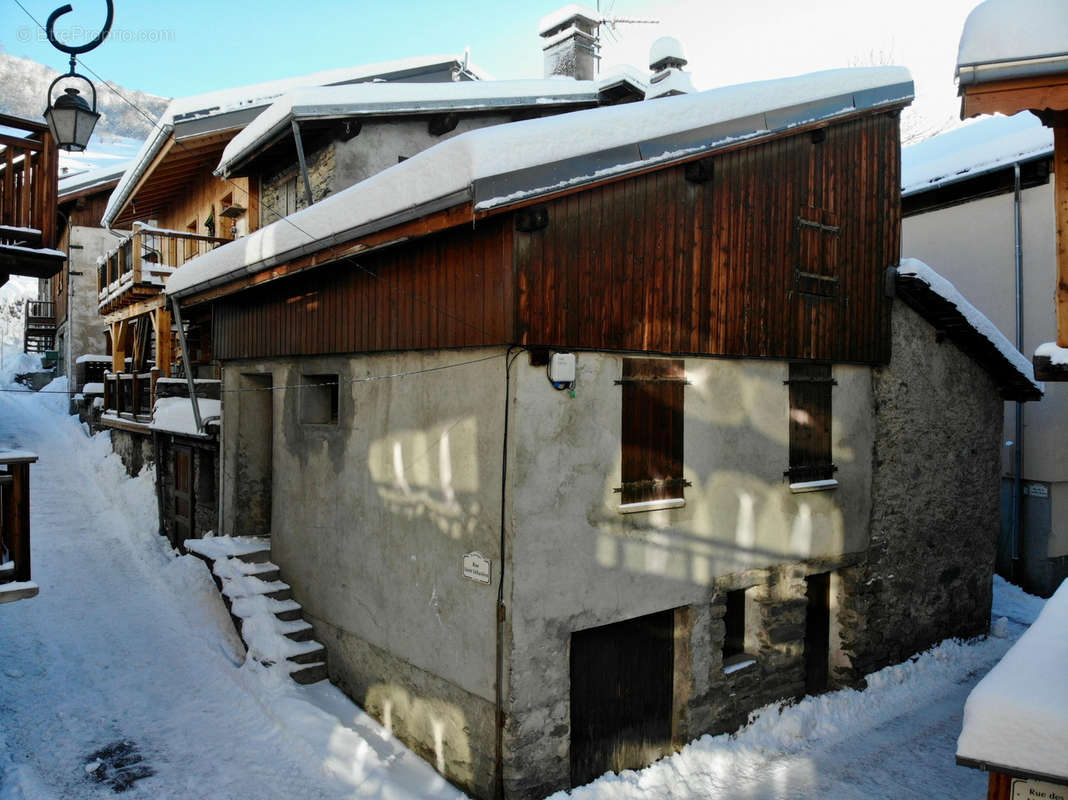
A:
[960,74,1068,119]
[155,306,173,377]
[111,133,176,223]
[1056,122,1068,347]
[111,319,128,373]
[102,294,165,326]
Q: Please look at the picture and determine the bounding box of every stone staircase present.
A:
[184,537,328,684]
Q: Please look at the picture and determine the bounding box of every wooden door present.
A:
[173,445,193,547]
[805,572,831,694]
[570,609,675,788]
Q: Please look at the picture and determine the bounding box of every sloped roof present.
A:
[164,66,913,300]
[215,72,649,178]
[101,55,480,228]
[957,0,1068,85]
[901,113,1052,196]
[896,259,1042,401]
[58,161,131,201]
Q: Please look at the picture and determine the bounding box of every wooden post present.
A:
[1055,123,1068,347]
[155,307,173,377]
[111,320,127,373]
[8,463,29,582]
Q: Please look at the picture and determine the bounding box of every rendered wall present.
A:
[219,348,507,799]
[52,225,115,375]
[839,301,1004,678]
[502,354,875,797]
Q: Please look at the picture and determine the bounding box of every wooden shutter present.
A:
[618,358,687,504]
[787,362,835,482]
[173,445,193,546]
[795,206,841,298]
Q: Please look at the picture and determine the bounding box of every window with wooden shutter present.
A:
[794,206,840,299]
[786,362,836,484]
[617,357,689,508]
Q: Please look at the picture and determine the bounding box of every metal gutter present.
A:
[957,52,1068,86]
[1011,163,1024,567]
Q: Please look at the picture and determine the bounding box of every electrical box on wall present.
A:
[549,352,576,385]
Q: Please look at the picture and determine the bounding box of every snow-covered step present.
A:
[0,560,14,580]
[184,537,330,685]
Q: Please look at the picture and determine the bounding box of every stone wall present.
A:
[837,301,1004,681]
[108,428,154,477]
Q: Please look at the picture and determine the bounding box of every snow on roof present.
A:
[539,4,601,35]
[957,578,1068,781]
[1035,341,1068,366]
[101,54,474,228]
[901,113,1052,196]
[216,74,648,177]
[75,354,112,364]
[957,0,1068,85]
[897,258,1042,395]
[59,161,132,199]
[149,396,221,437]
[166,66,912,299]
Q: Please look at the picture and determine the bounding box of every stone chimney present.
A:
[539,4,601,81]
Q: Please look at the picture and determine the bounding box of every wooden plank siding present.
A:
[213,216,514,359]
[210,113,900,364]
[515,112,900,364]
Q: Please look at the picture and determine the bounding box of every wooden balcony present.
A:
[23,299,56,354]
[0,451,39,604]
[0,114,61,285]
[98,223,230,314]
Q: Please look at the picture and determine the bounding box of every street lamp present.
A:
[42,2,115,152]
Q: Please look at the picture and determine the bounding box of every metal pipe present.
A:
[1011,163,1024,567]
[291,120,314,208]
[169,294,203,433]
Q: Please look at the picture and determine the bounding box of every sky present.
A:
[2,0,982,138]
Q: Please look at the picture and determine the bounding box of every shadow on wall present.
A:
[368,416,484,541]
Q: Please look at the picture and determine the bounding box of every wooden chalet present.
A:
[159,65,1045,800]
[957,0,1068,380]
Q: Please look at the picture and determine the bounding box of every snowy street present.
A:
[0,385,1047,800]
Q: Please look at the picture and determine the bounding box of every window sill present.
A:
[790,478,839,494]
[722,654,757,675]
[619,497,686,514]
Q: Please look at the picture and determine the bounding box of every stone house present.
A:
[902,113,1067,597]
[159,62,1042,798]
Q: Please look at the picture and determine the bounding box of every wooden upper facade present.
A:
[208,109,903,366]
[0,114,61,286]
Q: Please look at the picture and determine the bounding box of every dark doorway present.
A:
[570,609,675,788]
[172,445,193,548]
[804,572,831,694]
[236,373,273,536]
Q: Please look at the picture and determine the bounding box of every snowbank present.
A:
[957,579,1068,780]
[166,66,912,298]
[897,259,1042,393]
[149,396,221,436]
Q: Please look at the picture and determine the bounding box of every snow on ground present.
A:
[0,381,1050,799]
[0,384,463,800]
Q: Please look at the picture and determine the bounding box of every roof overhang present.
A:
[895,266,1042,401]
[958,71,1068,120]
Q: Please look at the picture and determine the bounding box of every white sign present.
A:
[1026,483,1049,499]
[1012,778,1068,800]
[462,551,492,585]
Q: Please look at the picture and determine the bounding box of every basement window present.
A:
[616,357,689,513]
[786,362,837,490]
[722,588,757,674]
[300,374,339,425]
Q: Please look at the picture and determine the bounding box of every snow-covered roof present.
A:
[957,578,1068,782]
[957,0,1068,85]
[101,54,479,228]
[539,4,601,35]
[58,161,131,199]
[75,354,111,364]
[896,258,1043,400]
[165,66,912,299]
[902,113,1053,196]
[215,73,649,177]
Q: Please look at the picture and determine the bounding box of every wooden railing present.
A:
[98,224,231,313]
[0,114,58,250]
[0,451,38,591]
[23,299,57,354]
[103,370,158,419]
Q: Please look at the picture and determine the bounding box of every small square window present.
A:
[301,374,338,424]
